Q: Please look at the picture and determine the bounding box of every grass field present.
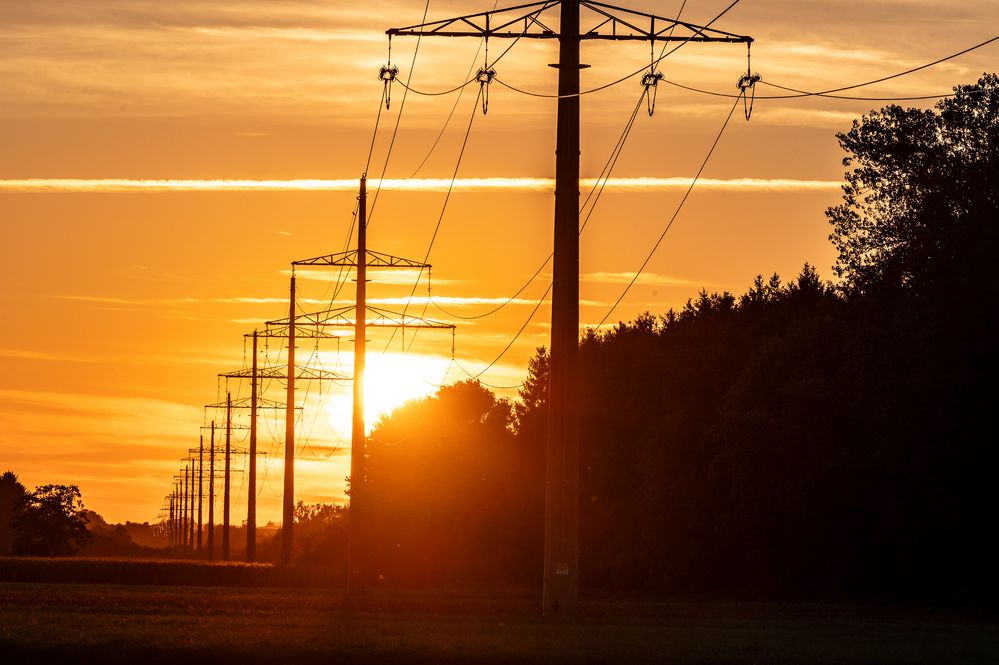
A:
[1,561,998,664]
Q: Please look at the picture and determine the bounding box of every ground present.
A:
[1,561,997,663]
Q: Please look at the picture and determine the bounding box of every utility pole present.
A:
[197,435,204,551]
[386,1,752,618]
[208,420,216,560]
[283,175,453,592]
[168,492,175,548]
[247,330,259,562]
[283,275,296,565]
[223,391,232,561]
[350,175,368,593]
[188,460,195,548]
[217,367,336,565]
[182,463,190,548]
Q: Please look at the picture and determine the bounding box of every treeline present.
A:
[360,75,999,601]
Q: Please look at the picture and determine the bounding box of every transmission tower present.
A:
[274,175,455,592]
[385,0,753,618]
[204,390,286,562]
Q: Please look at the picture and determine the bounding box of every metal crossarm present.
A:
[388,1,558,39]
[293,249,431,269]
[387,1,752,44]
[265,305,454,331]
[218,365,348,382]
[203,397,287,410]
[383,0,754,620]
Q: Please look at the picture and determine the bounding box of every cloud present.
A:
[581,272,704,287]
[0,177,842,192]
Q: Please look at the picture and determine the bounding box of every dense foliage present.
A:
[360,75,999,600]
[11,484,93,556]
[827,73,999,294]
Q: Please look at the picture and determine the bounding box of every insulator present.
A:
[736,72,761,91]
[379,64,400,110]
[641,71,665,116]
[737,72,762,121]
[378,65,399,82]
[476,67,496,115]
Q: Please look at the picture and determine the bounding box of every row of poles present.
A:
[160,177,454,575]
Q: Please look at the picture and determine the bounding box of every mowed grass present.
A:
[1,580,998,664]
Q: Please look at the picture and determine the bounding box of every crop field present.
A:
[1,560,997,664]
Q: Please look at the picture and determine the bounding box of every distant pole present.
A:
[282,275,296,565]
[182,464,189,548]
[188,460,195,548]
[247,330,258,562]
[544,0,581,619]
[208,420,216,560]
[197,435,204,551]
[348,175,367,593]
[169,493,175,548]
[223,391,232,561]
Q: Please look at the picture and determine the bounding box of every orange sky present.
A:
[1,1,997,524]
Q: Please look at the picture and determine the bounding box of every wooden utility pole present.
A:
[348,176,368,592]
[385,0,752,618]
[247,331,259,562]
[283,276,296,564]
[181,466,188,548]
[223,392,232,561]
[188,460,195,547]
[286,176,449,592]
[197,435,204,551]
[168,492,175,548]
[544,0,582,618]
[208,420,216,560]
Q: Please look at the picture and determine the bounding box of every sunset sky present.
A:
[2,0,996,525]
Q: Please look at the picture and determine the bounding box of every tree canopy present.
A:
[12,484,93,556]
[827,73,999,294]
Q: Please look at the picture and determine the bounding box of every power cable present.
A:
[380,85,483,355]
[430,85,648,322]
[494,0,743,99]
[454,281,552,382]
[660,35,999,101]
[596,93,742,329]
[367,0,432,225]
[393,1,555,97]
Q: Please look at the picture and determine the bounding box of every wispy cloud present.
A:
[581,271,704,287]
[0,177,842,193]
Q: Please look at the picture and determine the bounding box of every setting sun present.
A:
[323,351,454,436]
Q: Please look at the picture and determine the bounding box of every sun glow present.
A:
[323,352,453,436]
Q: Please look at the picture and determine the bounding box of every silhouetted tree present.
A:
[366,380,542,586]
[827,74,999,295]
[0,471,26,556]
[12,484,93,556]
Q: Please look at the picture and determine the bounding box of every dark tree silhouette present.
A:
[365,380,543,586]
[12,484,93,556]
[827,74,999,294]
[0,471,26,556]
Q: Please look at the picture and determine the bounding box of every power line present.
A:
[367,0,432,225]
[454,281,552,382]
[381,86,483,355]
[393,1,551,98]
[430,85,648,322]
[494,0,743,99]
[596,93,742,329]
[661,34,999,101]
